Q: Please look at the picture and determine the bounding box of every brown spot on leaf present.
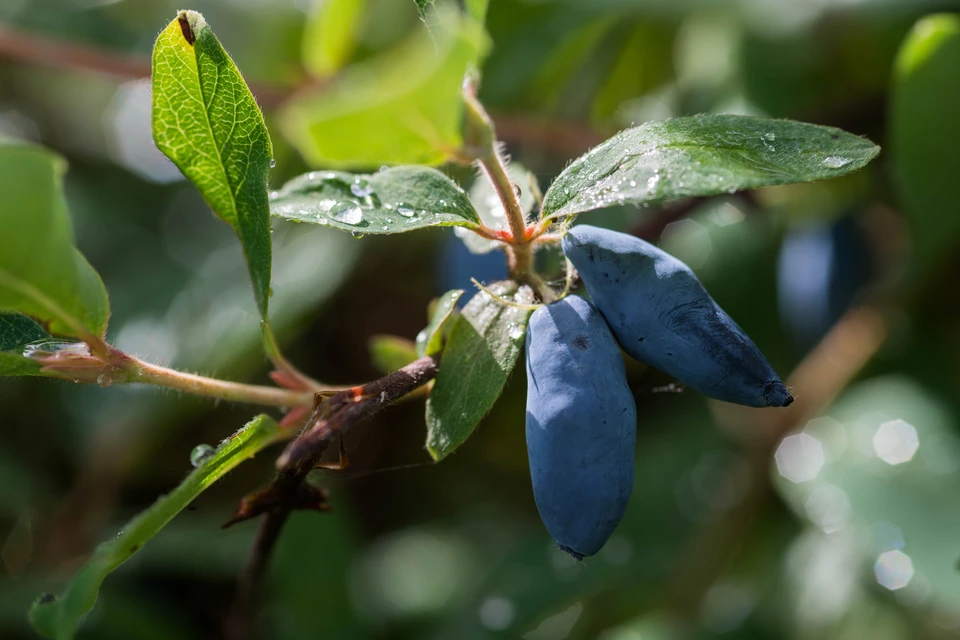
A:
[178,12,196,45]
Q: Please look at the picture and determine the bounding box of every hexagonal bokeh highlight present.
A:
[775,433,825,483]
[874,550,914,591]
[872,419,919,466]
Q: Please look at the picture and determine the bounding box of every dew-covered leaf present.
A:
[270,167,482,235]
[369,335,418,374]
[152,11,273,319]
[0,141,109,340]
[425,283,534,460]
[891,14,960,278]
[416,289,464,357]
[28,415,284,640]
[280,9,487,168]
[541,115,880,219]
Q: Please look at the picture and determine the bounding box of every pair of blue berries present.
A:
[525,225,793,560]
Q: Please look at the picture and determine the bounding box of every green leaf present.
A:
[416,289,464,357]
[302,0,367,78]
[270,167,482,235]
[0,141,109,339]
[152,11,273,319]
[29,414,284,640]
[463,0,489,23]
[279,9,487,168]
[0,313,49,351]
[891,14,960,278]
[369,335,418,374]
[0,313,51,376]
[463,163,537,254]
[541,115,880,219]
[425,283,534,460]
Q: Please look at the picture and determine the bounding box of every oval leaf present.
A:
[891,14,960,278]
[270,167,482,234]
[0,141,109,339]
[416,289,464,357]
[152,11,273,319]
[280,9,487,168]
[425,283,534,460]
[29,415,284,640]
[541,115,880,219]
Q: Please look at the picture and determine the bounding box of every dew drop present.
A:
[507,324,525,340]
[396,203,416,218]
[269,191,279,199]
[821,156,852,169]
[331,201,363,225]
[190,444,216,467]
[351,231,365,238]
[269,159,277,168]
[350,178,373,198]
[96,372,112,388]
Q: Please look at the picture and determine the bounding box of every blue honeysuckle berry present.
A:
[525,295,636,560]
[563,224,792,408]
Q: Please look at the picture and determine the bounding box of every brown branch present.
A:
[665,305,888,615]
[222,355,439,639]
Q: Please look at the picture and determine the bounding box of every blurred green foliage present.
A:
[1,0,959,639]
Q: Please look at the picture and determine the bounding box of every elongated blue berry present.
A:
[563,225,792,408]
[525,296,636,559]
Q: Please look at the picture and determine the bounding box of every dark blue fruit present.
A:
[525,295,636,559]
[562,224,792,408]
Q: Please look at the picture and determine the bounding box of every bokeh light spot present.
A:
[479,596,515,631]
[872,419,919,465]
[874,550,914,590]
[775,433,825,483]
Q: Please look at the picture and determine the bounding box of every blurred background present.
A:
[2,0,960,638]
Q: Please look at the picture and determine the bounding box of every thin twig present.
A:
[224,356,440,636]
[224,507,292,640]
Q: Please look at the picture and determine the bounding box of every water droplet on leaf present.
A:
[396,203,415,218]
[190,444,215,467]
[331,201,363,225]
[350,178,373,198]
[508,324,525,340]
[269,159,277,168]
[821,156,852,169]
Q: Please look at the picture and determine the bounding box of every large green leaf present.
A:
[0,142,109,339]
[279,9,487,168]
[270,167,482,235]
[416,289,464,357]
[541,115,880,219]
[302,0,367,78]
[0,313,51,376]
[152,11,273,319]
[890,14,960,278]
[28,415,284,640]
[425,283,534,460]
